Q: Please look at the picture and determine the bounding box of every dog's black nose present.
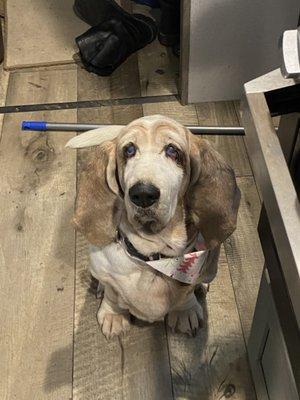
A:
[129,182,160,208]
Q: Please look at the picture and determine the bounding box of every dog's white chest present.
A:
[89,242,136,280]
[89,243,175,321]
[89,236,209,322]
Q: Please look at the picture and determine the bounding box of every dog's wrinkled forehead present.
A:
[118,115,189,149]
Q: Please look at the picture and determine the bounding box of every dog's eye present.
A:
[165,144,179,162]
[123,143,136,158]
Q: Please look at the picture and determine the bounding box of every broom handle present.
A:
[21,121,246,136]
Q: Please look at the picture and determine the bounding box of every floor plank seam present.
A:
[222,246,258,397]
[233,100,241,126]
[72,90,79,400]
[0,71,10,106]
[235,172,255,178]
[233,101,257,180]
[223,242,252,351]
[164,321,176,400]
[72,117,78,398]
[241,172,263,203]
[0,94,178,114]
[71,230,77,400]
[194,103,202,124]
[0,71,10,144]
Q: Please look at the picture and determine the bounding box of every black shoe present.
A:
[158,0,180,46]
[76,14,157,76]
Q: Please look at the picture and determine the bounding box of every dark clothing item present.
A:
[76,13,157,76]
[74,0,126,27]
[73,0,179,76]
[158,0,180,46]
[74,0,180,47]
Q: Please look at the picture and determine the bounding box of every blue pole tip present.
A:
[22,121,47,131]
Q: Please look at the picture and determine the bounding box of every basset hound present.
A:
[66,115,240,339]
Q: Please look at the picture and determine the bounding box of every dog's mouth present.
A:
[132,208,162,234]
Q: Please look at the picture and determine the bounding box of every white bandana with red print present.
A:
[119,232,208,284]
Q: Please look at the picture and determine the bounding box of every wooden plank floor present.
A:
[0,8,262,398]
[0,68,77,400]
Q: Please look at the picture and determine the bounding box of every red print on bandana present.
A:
[177,253,198,273]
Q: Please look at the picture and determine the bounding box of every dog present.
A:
[66,115,240,339]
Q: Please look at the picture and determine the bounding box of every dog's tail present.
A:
[65,125,123,148]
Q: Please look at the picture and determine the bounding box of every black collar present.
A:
[117,230,168,262]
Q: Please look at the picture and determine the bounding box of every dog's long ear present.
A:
[65,125,123,148]
[73,140,121,247]
[186,134,240,249]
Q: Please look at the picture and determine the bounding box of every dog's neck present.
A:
[119,203,188,257]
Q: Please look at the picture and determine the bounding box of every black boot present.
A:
[158,0,180,46]
[76,13,157,76]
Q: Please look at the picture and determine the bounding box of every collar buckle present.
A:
[149,253,161,261]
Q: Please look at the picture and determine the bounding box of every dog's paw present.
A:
[167,302,204,336]
[97,308,131,339]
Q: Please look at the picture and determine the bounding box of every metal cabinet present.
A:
[180,0,299,103]
[249,270,299,400]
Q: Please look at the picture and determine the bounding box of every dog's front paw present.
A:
[97,307,131,339]
[167,302,203,336]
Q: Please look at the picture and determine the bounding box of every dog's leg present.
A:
[97,285,131,339]
[167,292,203,336]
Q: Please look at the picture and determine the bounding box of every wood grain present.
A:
[77,47,142,126]
[235,99,280,129]
[0,68,77,399]
[196,101,252,177]
[5,0,88,69]
[0,17,3,63]
[0,15,8,125]
[167,247,256,399]
[138,40,178,97]
[224,177,264,342]
[0,63,9,135]
[143,100,198,125]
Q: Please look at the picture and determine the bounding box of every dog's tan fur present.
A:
[69,115,240,338]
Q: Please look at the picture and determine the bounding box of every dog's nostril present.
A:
[129,183,160,208]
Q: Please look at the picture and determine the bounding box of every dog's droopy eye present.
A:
[123,142,136,158]
[165,144,180,162]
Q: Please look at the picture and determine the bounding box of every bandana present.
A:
[118,232,209,285]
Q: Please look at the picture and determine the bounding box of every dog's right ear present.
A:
[73,140,121,247]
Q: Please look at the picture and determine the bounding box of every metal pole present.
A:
[22,121,246,136]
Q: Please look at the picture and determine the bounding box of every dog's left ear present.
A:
[73,140,121,247]
[186,133,240,249]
